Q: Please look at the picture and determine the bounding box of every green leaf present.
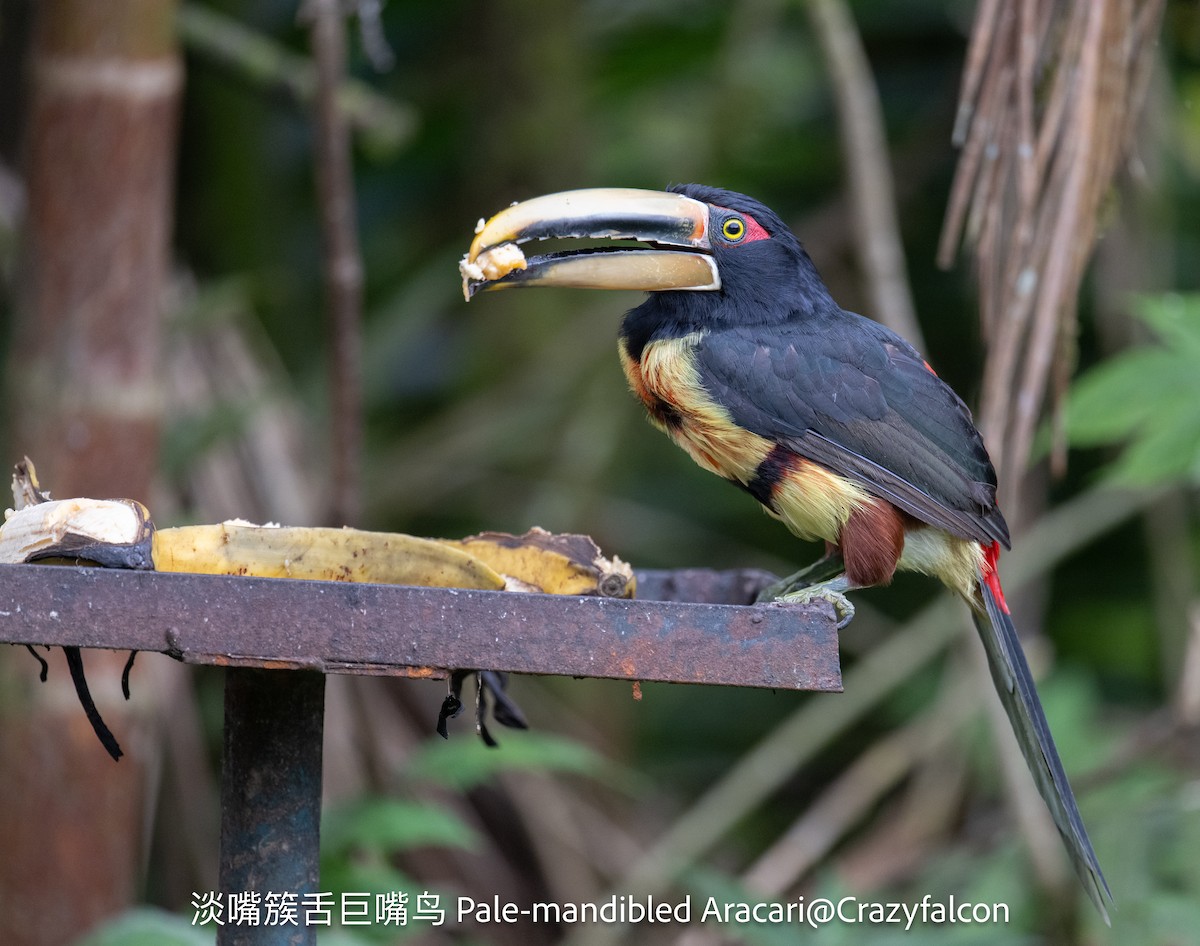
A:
[402,730,609,792]
[1066,293,1200,484]
[321,797,478,858]
[1133,293,1200,355]
[319,855,412,900]
[71,908,212,946]
[1107,395,1200,484]
[1067,349,1179,444]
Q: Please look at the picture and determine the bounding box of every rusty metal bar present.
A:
[0,564,842,691]
[218,669,325,946]
[634,567,778,606]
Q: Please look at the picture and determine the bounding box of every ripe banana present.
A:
[151,521,506,590]
[2,463,630,598]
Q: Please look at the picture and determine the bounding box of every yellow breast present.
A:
[621,333,768,480]
[618,333,870,543]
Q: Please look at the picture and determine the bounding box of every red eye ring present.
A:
[714,206,770,244]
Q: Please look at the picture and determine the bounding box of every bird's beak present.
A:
[461,188,720,300]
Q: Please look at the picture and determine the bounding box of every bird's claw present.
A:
[775,585,856,629]
[755,553,846,603]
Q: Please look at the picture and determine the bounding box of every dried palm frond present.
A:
[939,0,1165,510]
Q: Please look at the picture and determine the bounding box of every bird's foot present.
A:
[774,575,855,629]
[755,552,846,603]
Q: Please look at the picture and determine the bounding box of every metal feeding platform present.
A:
[0,562,840,945]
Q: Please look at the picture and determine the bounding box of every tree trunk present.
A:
[0,2,180,943]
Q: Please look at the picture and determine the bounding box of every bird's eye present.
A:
[721,216,746,242]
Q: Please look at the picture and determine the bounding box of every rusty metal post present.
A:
[218,669,326,946]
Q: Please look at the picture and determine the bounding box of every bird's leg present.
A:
[755,551,846,603]
[773,573,856,629]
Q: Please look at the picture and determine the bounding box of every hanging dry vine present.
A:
[938,0,1165,511]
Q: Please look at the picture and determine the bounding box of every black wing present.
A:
[693,310,1010,547]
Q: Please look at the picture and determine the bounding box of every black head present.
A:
[626,184,836,341]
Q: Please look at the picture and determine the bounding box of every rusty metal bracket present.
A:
[0,563,841,690]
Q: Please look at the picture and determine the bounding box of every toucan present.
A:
[461,184,1110,919]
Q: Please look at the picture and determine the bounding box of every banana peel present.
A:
[439,527,635,598]
[11,457,50,510]
[0,498,155,569]
[3,463,137,760]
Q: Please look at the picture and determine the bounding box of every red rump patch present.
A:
[981,541,1010,614]
[922,360,938,376]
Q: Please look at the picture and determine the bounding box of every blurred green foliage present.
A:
[315,732,618,942]
[1068,294,1200,484]
[401,729,611,793]
[72,910,212,946]
[3,1,1200,944]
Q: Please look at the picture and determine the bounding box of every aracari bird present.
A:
[462,184,1110,919]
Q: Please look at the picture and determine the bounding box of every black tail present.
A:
[972,574,1111,922]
